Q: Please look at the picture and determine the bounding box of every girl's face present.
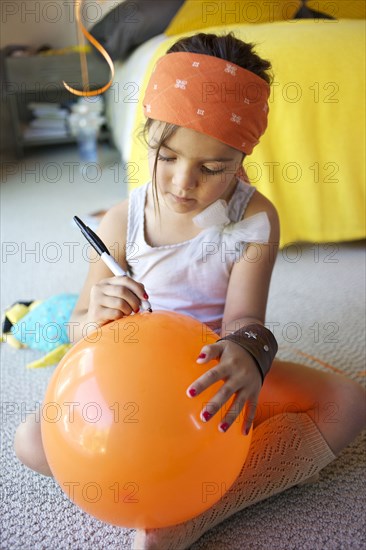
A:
[148,123,244,216]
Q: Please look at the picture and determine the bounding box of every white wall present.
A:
[0,0,123,50]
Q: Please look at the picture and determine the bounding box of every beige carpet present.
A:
[1,145,365,549]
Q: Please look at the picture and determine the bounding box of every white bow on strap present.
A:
[222,212,271,244]
[193,200,271,244]
[193,199,231,227]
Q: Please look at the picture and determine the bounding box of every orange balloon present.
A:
[41,311,252,528]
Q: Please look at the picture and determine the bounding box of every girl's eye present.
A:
[202,166,225,175]
[157,154,175,162]
[157,154,225,175]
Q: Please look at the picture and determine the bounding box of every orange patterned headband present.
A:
[143,52,270,155]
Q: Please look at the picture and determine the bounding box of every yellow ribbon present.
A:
[63,0,115,97]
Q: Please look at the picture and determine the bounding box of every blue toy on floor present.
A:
[1,293,78,368]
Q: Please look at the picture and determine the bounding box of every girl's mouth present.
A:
[171,194,195,204]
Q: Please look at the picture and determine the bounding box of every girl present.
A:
[15,32,365,550]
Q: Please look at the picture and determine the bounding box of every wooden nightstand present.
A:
[4,52,111,157]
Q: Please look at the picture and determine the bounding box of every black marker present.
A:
[74,216,152,312]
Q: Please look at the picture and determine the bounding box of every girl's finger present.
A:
[106,275,147,302]
[186,360,227,400]
[200,383,243,426]
[196,342,225,363]
[242,399,258,435]
[100,289,141,314]
[217,389,249,433]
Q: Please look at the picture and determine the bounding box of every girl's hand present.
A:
[87,275,149,326]
[186,341,262,435]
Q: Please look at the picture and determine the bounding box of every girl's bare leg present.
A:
[132,360,366,550]
[254,360,365,454]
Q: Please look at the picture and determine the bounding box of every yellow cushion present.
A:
[129,19,365,247]
[165,0,301,35]
[307,0,366,19]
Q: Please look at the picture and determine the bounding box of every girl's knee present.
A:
[337,378,366,427]
[322,376,366,435]
[14,415,39,463]
[308,375,365,456]
[14,415,52,476]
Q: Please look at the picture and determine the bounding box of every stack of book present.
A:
[23,102,69,141]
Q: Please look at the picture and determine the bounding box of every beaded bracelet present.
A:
[218,323,278,384]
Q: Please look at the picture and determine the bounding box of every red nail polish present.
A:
[197,353,206,359]
[188,388,197,397]
[143,292,149,299]
[202,411,212,422]
[134,308,140,313]
[220,422,230,433]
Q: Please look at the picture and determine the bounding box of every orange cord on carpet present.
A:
[281,346,365,378]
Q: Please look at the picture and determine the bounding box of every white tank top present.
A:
[126,179,271,333]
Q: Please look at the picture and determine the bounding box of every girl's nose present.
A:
[172,168,197,192]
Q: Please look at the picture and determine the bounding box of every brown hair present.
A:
[139,32,273,211]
